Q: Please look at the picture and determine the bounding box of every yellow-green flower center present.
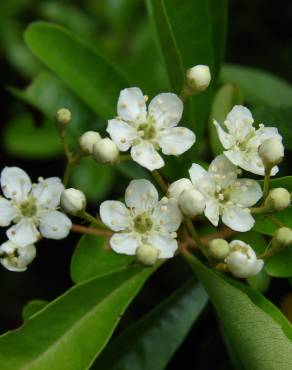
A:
[134,213,153,233]
[20,200,37,218]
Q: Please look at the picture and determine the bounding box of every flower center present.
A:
[20,200,37,217]
[138,117,156,140]
[134,213,153,233]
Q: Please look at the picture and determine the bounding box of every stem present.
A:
[151,170,168,194]
[184,217,208,258]
[63,162,74,187]
[80,211,107,229]
[71,224,112,237]
[119,154,131,162]
[267,214,285,228]
[262,167,272,202]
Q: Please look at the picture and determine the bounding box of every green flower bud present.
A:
[61,188,86,215]
[272,227,292,251]
[208,238,230,260]
[178,189,205,217]
[265,188,290,212]
[56,108,72,126]
[93,138,119,164]
[186,65,211,93]
[136,244,160,266]
[258,137,284,168]
[79,131,101,155]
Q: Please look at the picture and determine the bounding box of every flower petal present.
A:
[189,164,209,187]
[1,167,31,203]
[32,177,64,210]
[147,233,178,258]
[153,198,182,232]
[100,201,131,231]
[213,120,234,149]
[204,200,220,226]
[148,93,183,129]
[222,206,254,232]
[125,179,158,212]
[131,141,164,170]
[106,119,138,151]
[117,87,147,122]
[158,127,196,155]
[209,154,237,188]
[225,105,254,135]
[39,211,72,240]
[110,232,140,255]
[0,198,18,226]
[229,179,263,207]
[7,218,40,247]
[0,241,36,272]
[168,178,193,199]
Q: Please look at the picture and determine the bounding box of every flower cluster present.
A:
[1,67,290,280]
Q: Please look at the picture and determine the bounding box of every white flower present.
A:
[213,105,282,175]
[99,179,182,258]
[106,87,196,171]
[0,167,72,247]
[0,240,36,272]
[225,240,264,278]
[188,155,262,231]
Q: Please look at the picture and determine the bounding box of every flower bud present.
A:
[168,178,193,200]
[0,241,36,272]
[178,189,205,217]
[186,65,211,93]
[272,227,292,251]
[258,137,284,168]
[93,138,119,164]
[225,240,264,278]
[79,131,101,154]
[61,188,86,215]
[56,108,71,126]
[208,238,230,260]
[136,244,160,266]
[264,188,290,212]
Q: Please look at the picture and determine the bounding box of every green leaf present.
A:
[267,176,292,191]
[22,300,49,322]
[221,64,292,107]
[253,209,292,236]
[9,72,96,138]
[71,234,132,284]
[184,252,292,370]
[24,22,127,118]
[4,112,63,159]
[70,157,114,202]
[209,83,242,156]
[0,266,153,370]
[93,279,208,370]
[265,249,292,278]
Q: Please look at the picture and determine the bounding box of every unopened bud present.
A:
[168,178,193,199]
[208,239,230,260]
[93,138,119,164]
[79,131,101,155]
[0,241,36,272]
[272,227,292,251]
[259,137,284,168]
[136,244,160,266]
[178,189,205,217]
[186,65,211,94]
[56,108,72,126]
[265,188,290,212]
[61,188,86,215]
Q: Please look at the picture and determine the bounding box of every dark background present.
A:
[1,1,292,369]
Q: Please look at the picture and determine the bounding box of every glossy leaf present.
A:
[24,22,127,118]
[221,64,292,107]
[253,209,292,236]
[93,279,208,370]
[22,300,49,322]
[265,249,292,278]
[71,234,132,284]
[184,252,292,370]
[0,266,153,370]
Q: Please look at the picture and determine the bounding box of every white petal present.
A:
[148,93,183,129]
[117,87,147,122]
[229,179,263,207]
[1,167,31,203]
[189,164,209,187]
[213,120,234,149]
[222,206,254,232]
[131,141,164,171]
[99,201,131,231]
[39,211,72,240]
[147,233,178,258]
[251,126,280,147]
[0,241,36,272]
[204,200,220,226]
[158,127,196,155]
[0,198,18,226]
[225,105,254,135]
[110,232,140,255]
[249,259,264,276]
[125,179,158,212]
[153,198,182,232]
[32,177,64,210]
[106,119,138,151]
[168,178,193,199]
[209,154,237,188]
[7,218,40,247]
